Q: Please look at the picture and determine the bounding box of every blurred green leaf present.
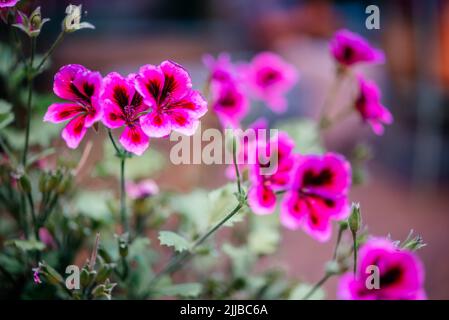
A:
[155,282,202,298]
[5,239,46,251]
[276,118,324,154]
[248,214,280,255]
[158,231,190,253]
[289,283,325,300]
[0,100,14,130]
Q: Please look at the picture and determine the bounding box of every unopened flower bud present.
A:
[348,202,361,234]
[63,4,94,33]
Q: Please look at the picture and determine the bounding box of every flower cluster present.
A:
[329,29,393,135]
[337,238,426,300]
[245,131,352,242]
[44,61,208,155]
[204,52,298,128]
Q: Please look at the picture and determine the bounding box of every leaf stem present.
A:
[303,273,331,300]
[35,31,65,72]
[22,37,35,166]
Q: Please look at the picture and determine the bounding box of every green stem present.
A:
[25,191,38,239]
[232,136,242,195]
[303,273,331,300]
[333,224,345,260]
[149,202,244,286]
[318,69,347,129]
[147,137,245,291]
[22,37,36,166]
[35,31,65,72]
[107,129,128,233]
[120,157,128,233]
[352,231,357,276]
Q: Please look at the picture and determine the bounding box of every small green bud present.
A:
[19,175,32,194]
[348,202,361,234]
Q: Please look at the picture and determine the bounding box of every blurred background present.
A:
[11,0,449,299]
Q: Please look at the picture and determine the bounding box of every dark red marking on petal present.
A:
[146,80,161,100]
[302,168,333,187]
[83,83,95,98]
[173,113,187,126]
[130,91,143,108]
[113,86,129,109]
[160,75,176,102]
[380,266,403,287]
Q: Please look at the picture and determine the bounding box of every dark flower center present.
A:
[302,168,333,187]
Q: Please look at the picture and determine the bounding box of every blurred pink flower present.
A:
[337,238,426,300]
[330,29,385,67]
[38,228,57,249]
[204,53,249,128]
[135,60,207,138]
[126,179,159,199]
[241,52,298,113]
[32,268,41,284]
[355,76,393,135]
[280,153,351,242]
[248,132,296,215]
[44,64,102,149]
[203,53,235,83]
[101,72,150,155]
[210,81,249,128]
[0,0,19,8]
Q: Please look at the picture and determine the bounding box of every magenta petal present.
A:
[102,100,126,129]
[43,103,83,123]
[119,125,149,156]
[140,112,172,138]
[61,115,88,149]
[135,64,165,107]
[280,192,308,229]
[302,198,332,242]
[53,64,87,101]
[169,110,199,136]
[160,60,192,101]
[248,184,277,215]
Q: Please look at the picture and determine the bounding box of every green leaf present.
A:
[0,99,14,130]
[276,118,324,154]
[158,231,190,253]
[75,191,113,222]
[155,282,202,298]
[5,239,46,251]
[289,283,325,300]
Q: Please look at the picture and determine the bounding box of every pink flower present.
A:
[337,238,426,300]
[32,268,41,284]
[44,64,103,149]
[126,179,159,199]
[101,72,150,155]
[248,132,296,215]
[355,76,393,135]
[134,60,207,138]
[241,52,298,113]
[204,53,249,128]
[203,53,235,83]
[280,153,351,242]
[210,81,249,128]
[0,0,19,8]
[38,228,57,249]
[330,29,385,67]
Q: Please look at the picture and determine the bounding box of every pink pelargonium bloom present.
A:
[337,238,426,300]
[44,64,102,149]
[126,179,159,200]
[242,52,299,113]
[32,268,41,284]
[210,81,249,128]
[203,52,235,83]
[330,29,385,67]
[280,153,351,242]
[355,76,393,135]
[134,60,207,138]
[101,72,150,155]
[248,132,296,215]
[0,0,19,8]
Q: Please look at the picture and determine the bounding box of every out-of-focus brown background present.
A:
[31,0,449,299]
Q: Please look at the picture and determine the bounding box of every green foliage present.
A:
[158,231,190,253]
[276,118,324,154]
